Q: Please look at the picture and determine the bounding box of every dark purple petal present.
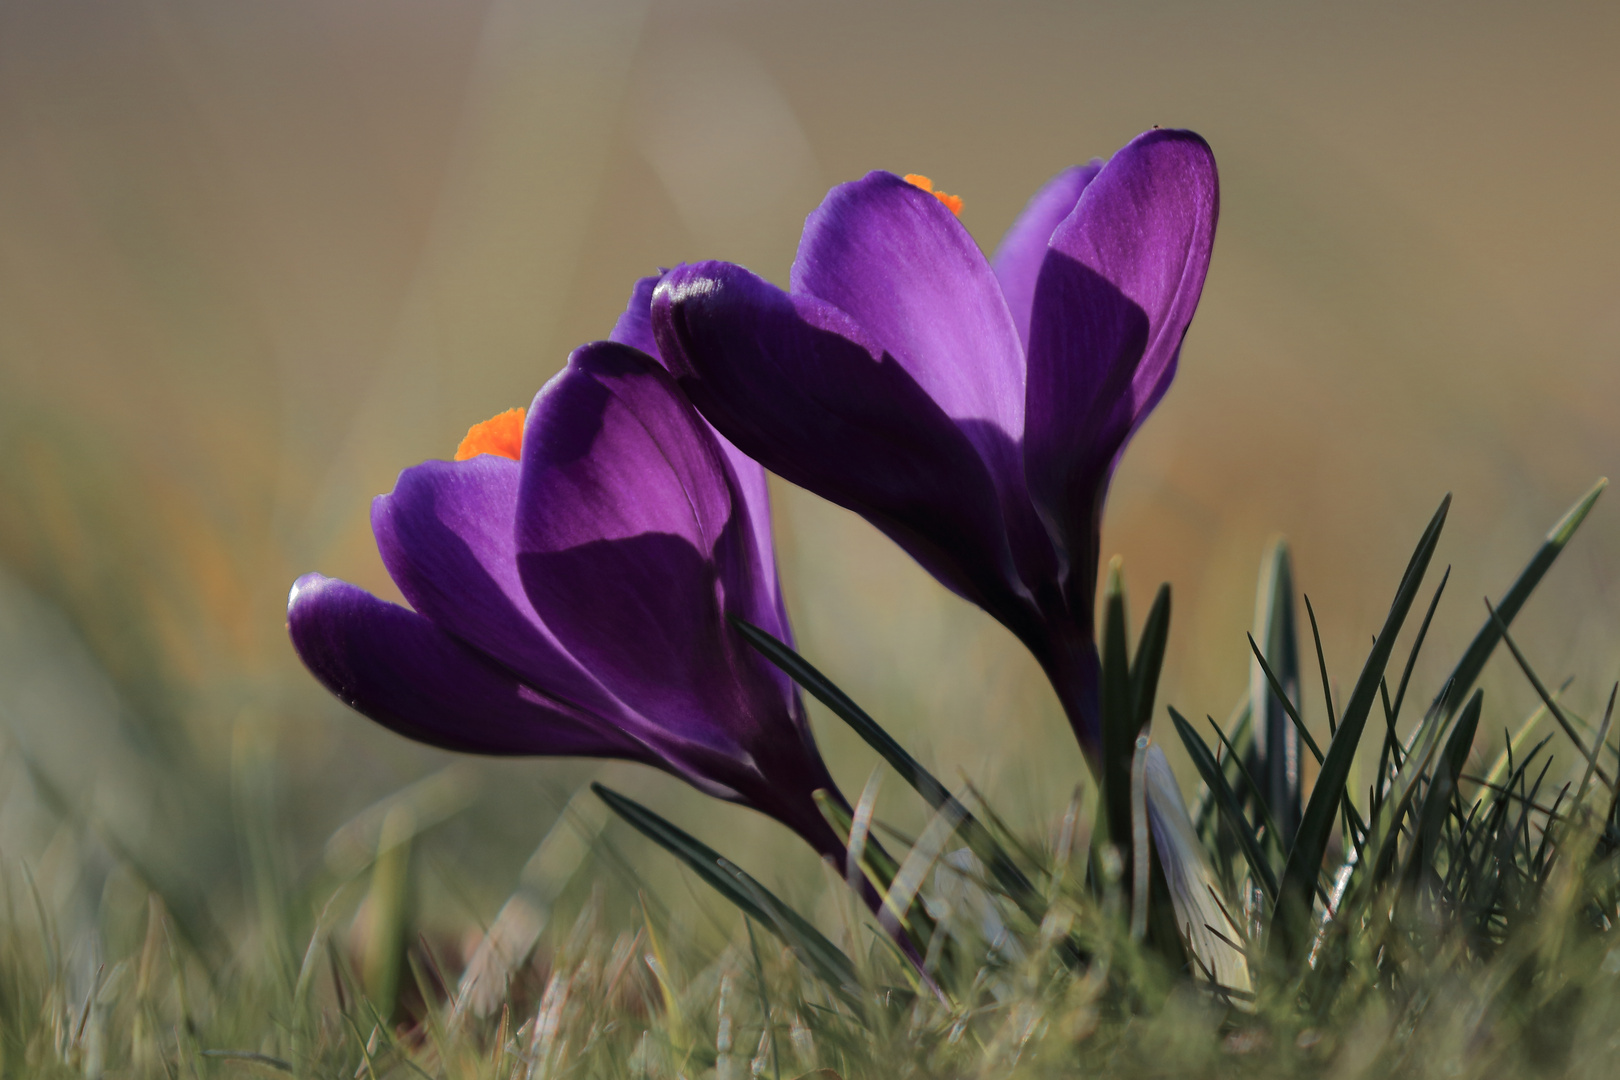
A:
[715,430,791,643]
[791,171,1026,457]
[654,262,1044,636]
[991,163,1102,350]
[1024,129,1218,604]
[609,274,662,358]
[372,455,623,719]
[286,573,653,761]
[514,341,803,759]
[610,273,789,642]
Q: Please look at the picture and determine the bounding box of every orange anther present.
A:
[455,407,526,461]
[903,173,963,216]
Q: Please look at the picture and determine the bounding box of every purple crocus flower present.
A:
[287,318,847,861]
[650,128,1218,761]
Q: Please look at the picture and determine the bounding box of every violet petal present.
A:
[609,274,662,357]
[1024,129,1218,600]
[372,455,623,720]
[513,342,797,757]
[287,573,651,760]
[792,171,1027,460]
[991,162,1102,350]
[654,262,1039,631]
[610,274,788,640]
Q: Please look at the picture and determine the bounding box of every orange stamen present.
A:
[903,173,964,216]
[455,407,526,461]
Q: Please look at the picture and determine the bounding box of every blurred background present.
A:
[1,0,1617,980]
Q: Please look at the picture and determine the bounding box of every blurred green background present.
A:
[1,0,1617,967]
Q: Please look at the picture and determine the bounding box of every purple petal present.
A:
[1024,129,1218,596]
[287,573,651,761]
[991,163,1102,350]
[791,171,1026,455]
[609,273,662,358]
[712,424,793,645]
[372,455,622,718]
[514,341,800,758]
[607,274,791,642]
[654,262,1044,634]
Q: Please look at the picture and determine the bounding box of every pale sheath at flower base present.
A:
[286,335,847,862]
[652,129,1238,979]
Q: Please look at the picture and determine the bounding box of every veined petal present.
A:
[609,273,790,643]
[286,573,652,761]
[992,162,1102,350]
[514,342,796,758]
[609,273,662,357]
[1024,129,1218,590]
[654,262,1039,632]
[372,455,618,718]
[791,171,1027,454]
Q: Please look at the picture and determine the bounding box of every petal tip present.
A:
[288,572,329,614]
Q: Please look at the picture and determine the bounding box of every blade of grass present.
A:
[1100,560,1136,858]
[731,617,1038,911]
[1131,584,1172,736]
[813,789,899,901]
[1273,494,1450,961]
[1486,600,1614,790]
[1574,685,1617,808]
[1432,478,1605,720]
[881,798,967,932]
[1412,690,1484,884]
[1251,632,1372,856]
[1249,634,1324,765]
[592,784,859,1001]
[1304,595,1337,736]
[1389,568,1450,726]
[1206,714,1286,858]
[1477,696,1563,809]
[1250,539,1303,848]
[1169,707,1278,901]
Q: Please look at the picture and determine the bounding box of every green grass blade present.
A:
[1169,707,1278,902]
[1248,633,1324,766]
[591,783,860,1000]
[1304,595,1338,735]
[1575,685,1617,808]
[730,617,1040,914]
[1433,478,1605,721]
[1206,714,1286,858]
[1413,690,1484,883]
[1487,601,1615,790]
[1273,494,1450,961]
[1131,584,1172,735]
[1125,582,1182,953]
[1367,692,1463,886]
[813,789,901,897]
[1100,561,1136,859]
[1250,539,1303,847]
[1389,568,1449,726]
[729,617,950,810]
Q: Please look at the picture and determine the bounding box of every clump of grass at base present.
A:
[6,482,1620,1079]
